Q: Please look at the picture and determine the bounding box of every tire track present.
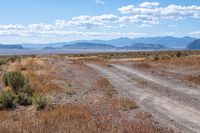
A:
[113,64,200,99]
[88,63,200,133]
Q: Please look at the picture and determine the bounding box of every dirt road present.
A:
[87,63,200,133]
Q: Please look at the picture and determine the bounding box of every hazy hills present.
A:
[0,36,198,50]
[60,42,166,50]
[62,42,116,50]
[20,36,196,49]
[0,44,24,49]
[69,36,195,48]
[187,39,200,49]
[120,43,165,50]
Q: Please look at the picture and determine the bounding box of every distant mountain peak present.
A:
[187,39,200,50]
[0,44,24,49]
[19,36,196,49]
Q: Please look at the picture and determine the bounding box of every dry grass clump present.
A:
[94,78,116,96]
[116,97,138,111]
[135,62,152,69]
[185,75,200,85]
[135,111,152,119]
[25,70,59,93]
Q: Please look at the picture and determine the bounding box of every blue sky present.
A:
[0,0,200,44]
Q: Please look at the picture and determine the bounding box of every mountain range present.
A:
[0,36,198,50]
[0,44,24,49]
[120,43,165,50]
[62,42,116,50]
[67,36,195,48]
[21,36,196,49]
[187,39,200,49]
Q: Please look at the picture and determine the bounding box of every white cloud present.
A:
[59,14,119,29]
[168,24,178,27]
[190,31,200,35]
[55,20,66,28]
[28,23,56,30]
[118,3,200,20]
[117,3,200,28]
[0,24,25,30]
[95,0,105,5]
[1,30,145,39]
[118,5,135,14]
[71,14,118,22]
[119,15,159,26]
[0,2,199,40]
[139,2,159,8]
[193,13,200,19]
[164,32,178,36]
[139,24,151,28]
[39,31,146,37]
[162,16,183,21]
[66,20,106,29]
[0,30,29,37]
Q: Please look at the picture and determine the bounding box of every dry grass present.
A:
[154,56,200,68]
[0,56,174,133]
[116,98,138,111]
[185,75,200,85]
[6,57,63,93]
[0,104,172,133]
[135,62,152,69]
[93,78,116,97]
[133,56,200,86]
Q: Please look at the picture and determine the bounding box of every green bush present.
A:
[0,56,21,66]
[153,55,160,60]
[7,56,21,63]
[0,58,7,65]
[32,94,51,110]
[176,52,182,58]
[3,71,27,93]
[0,90,17,110]
[20,79,32,94]
[17,92,32,106]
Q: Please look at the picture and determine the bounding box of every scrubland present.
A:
[1,50,200,133]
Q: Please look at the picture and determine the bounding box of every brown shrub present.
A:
[185,75,200,85]
[117,98,137,111]
[94,78,116,96]
[135,62,152,69]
